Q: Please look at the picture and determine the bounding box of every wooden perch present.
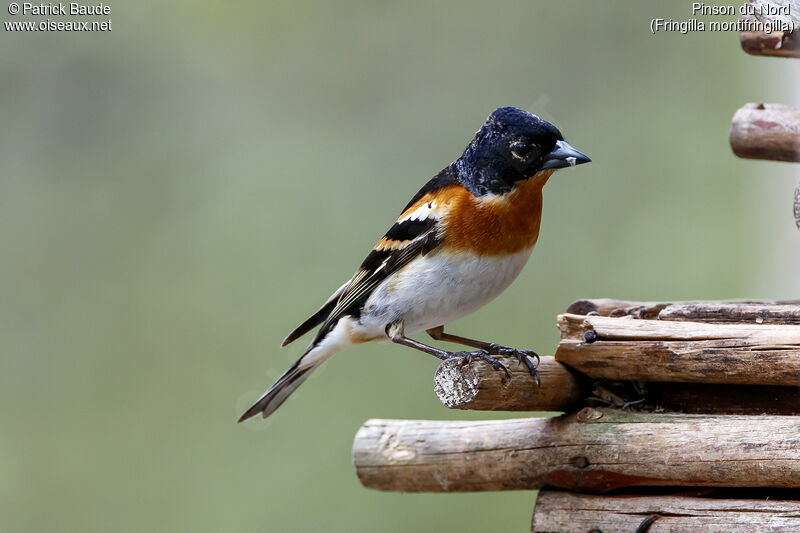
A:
[730,103,800,162]
[433,356,583,412]
[556,313,800,386]
[352,408,800,493]
[740,0,800,58]
[532,491,800,532]
[432,354,800,415]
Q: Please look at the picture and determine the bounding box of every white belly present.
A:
[358,249,532,336]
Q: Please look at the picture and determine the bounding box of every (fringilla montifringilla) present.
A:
[239,106,590,422]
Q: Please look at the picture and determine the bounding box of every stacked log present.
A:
[352,300,800,530]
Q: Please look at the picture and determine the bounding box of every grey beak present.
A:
[541,140,591,169]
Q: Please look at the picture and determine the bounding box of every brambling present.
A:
[239,106,590,422]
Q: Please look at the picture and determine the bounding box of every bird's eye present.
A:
[510,141,538,160]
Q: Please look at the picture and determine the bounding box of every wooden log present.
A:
[432,354,800,415]
[741,19,800,58]
[566,299,800,320]
[659,302,800,324]
[556,314,800,386]
[433,355,584,412]
[532,491,800,533]
[740,0,800,58]
[730,103,800,162]
[352,409,800,493]
[565,298,667,318]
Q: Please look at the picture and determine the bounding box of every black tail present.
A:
[237,359,315,422]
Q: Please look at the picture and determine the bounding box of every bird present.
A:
[238,106,590,422]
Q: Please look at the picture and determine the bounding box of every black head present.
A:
[454,107,590,196]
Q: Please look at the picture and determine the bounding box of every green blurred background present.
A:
[2,1,798,531]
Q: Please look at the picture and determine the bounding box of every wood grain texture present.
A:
[556,314,800,386]
[532,491,800,532]
[433,355,584,411]
[730,103,800,162]
[352,409,800,493]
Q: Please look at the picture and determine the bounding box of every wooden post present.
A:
[352,409,800,493]
[730,103,800,163]
[555,313,800,385]
[532,491,800,532]
[433,356,584,412]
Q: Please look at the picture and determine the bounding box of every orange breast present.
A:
[438,172,552,256]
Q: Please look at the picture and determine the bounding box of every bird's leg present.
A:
[426,326,540,384]
[386,322,509,375]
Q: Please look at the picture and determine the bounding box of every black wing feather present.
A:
[285,170,457,349]
[281,281,348,347]
[311,223,441,346]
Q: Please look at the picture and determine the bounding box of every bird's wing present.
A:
[308,194,447,346]
[281,281,349,347]
[282,167,460,348]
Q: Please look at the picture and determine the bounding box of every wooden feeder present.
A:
[353,2,800,530]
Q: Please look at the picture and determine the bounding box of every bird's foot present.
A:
[450,350,510,377]
[484,344,541,385]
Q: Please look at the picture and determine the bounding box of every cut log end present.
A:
[433,357,481,408]
[433,356,584,412]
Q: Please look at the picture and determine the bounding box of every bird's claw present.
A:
[485,344,541,384]
[452,350,510,377]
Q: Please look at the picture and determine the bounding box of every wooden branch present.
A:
[432,354,800,415]
[730,103,800,162]
[740,0,800,58]
[532,491,800,532]
[566,298,800,321]
[556,313,800,385]
[353,409,800,493]
[566,298,668,319]
[659,301,800,324]
[433,356,584,412]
